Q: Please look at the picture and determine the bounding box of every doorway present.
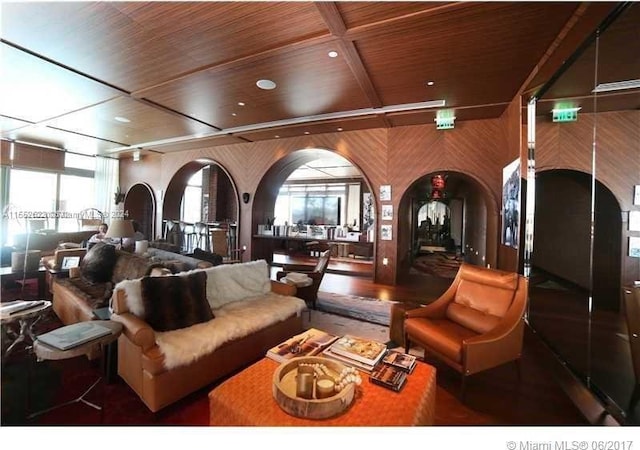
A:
[124,183,156,241]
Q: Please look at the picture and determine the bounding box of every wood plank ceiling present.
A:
[0,1,625,159]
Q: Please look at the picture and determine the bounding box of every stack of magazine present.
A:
[321,334,388,373]
[266,328,339,363]
[37,322,112,351]
[368,350,417,392]
[0,300,46,317]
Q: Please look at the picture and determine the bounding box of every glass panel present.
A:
[528,4,639,424]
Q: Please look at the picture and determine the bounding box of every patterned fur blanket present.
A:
[113,260,306,369]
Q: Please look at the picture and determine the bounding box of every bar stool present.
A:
[194,222,210,251]
[180,222,196,253]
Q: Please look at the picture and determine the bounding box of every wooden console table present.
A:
[253,235,373,262]
[209,357,436,426]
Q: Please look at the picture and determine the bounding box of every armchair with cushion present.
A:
[404,263,528,397]
[276,249,330,311]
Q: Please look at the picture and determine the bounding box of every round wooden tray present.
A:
[272,356,355,420]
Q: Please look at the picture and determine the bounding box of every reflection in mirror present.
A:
[526,3,639,424]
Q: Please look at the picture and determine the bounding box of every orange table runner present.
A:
[209,357,436,426]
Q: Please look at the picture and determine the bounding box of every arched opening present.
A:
[251,148,375,279]
[163,160,239,252]
[123,183,156,241]
[398,171,497,283]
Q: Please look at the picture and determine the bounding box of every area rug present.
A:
[412,252,462,279]
[316,291,396,326]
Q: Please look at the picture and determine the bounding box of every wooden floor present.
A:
[270,255,591,425]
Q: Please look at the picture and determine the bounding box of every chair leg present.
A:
[404,335,410,354]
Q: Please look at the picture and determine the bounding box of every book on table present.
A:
[369,363,408,392]
[36,322,113,351]
[320,346,377,373]
[326,334,387,367]
[382,350,417,373]
[0,300,46,317]
[266,328,339,363]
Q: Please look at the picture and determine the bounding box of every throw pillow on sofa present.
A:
[141,271,213,332]
[80,242,117,284]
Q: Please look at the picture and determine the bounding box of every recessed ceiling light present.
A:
[231,113,237,117]
[328,51,338,58]
[114,116,130,123]
[304,131,310,135]
[337,127,343,131]
[426,81,435,86]
[275,135,280,139]
[238,102,245,106]
[256,79,277,90]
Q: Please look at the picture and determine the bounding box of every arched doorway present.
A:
[164,160,239,251]
[251,148,376,279]
[124,183,156,240]
[398,171,498,283]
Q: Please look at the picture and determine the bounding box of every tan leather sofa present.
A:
[111,276,304,412]
[404,263,528,396]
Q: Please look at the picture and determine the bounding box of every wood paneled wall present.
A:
[535,110,640,287]
[119,109,638,285]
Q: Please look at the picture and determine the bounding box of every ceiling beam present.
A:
[315,2,383,108]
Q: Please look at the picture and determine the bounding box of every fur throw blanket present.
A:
[156,293,305,369]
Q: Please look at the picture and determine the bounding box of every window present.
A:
[58,175,95,231]
[181,169,203,223]
[7,169,58,242]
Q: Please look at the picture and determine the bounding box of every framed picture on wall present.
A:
[629,236,640,258]
[381,205,393,220]
[381,224,392,240]
[380,185,391,202]
[629,210,640,232]
[501,158,520,249]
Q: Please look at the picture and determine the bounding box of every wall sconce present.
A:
[242,192,251,204]
[382,257,389,266]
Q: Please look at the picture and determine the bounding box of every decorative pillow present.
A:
[192,248,223,266]
[205,259,271,309]
[80,242,117,284]
[140,271,213,332]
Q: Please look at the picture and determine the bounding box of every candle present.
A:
[315,378,335,399]
[296,372,314,399]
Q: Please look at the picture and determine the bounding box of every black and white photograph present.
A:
[381,224,392,240]
[381,205,393,220]
[380,185,391,202]
[501,158,520,248]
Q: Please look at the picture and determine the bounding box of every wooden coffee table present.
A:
[208,357,436,426]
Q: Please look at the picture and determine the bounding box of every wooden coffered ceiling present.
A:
[0,1,627,159]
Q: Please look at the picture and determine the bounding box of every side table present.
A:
[1,300,52,363]
[28,320,123,420]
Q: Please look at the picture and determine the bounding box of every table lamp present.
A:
[105,219,135,248]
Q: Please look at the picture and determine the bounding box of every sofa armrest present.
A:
[111,312,156,351]
[271,280,297,296]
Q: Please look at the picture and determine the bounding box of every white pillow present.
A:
[205,260,271,309]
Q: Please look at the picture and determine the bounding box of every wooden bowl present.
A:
[272,356,355,419]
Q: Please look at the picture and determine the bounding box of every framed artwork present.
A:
[629,211,640,232]
[634,185,640,206]
[501,158,520,248]
[629,237,640,258]
[381,205,393,220]
[380,185,391,202]
[381,224,392,240]
[62,256,80,270]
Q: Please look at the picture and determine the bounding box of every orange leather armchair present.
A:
[276,249,330,310]
[404,263,528,396]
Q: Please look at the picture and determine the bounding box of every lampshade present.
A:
[105,219,135,239]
